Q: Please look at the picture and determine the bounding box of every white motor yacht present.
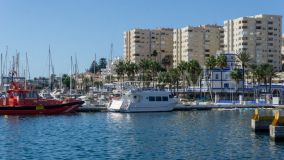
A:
[108,89,177,112]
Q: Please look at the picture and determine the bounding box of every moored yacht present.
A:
[108,89,177,112]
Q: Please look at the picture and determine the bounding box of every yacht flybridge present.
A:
[108,89,177,112]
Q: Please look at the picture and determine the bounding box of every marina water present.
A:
[1,110,284,159]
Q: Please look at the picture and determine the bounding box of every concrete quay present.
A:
[174,104,275,111]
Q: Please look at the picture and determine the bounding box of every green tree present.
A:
[205,55,216,101]
[99,58,107,69]
[216,54,227,92]
[169,68,180,94]
[151,50,158,62]
[89,60,100,74]
[114,60,126,83]
[158,72,171,89]
[236,51,251,95]
[230,68,243,93]
[139,59,151,87]
[125,61,138,81]
[161,55,173,71]
[187,60,202,97]
[177,61,188,91]
[149,60,162,88]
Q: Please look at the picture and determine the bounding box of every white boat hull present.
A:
[108,99,176,112]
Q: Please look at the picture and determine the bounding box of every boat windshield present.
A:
[9,91,39,99]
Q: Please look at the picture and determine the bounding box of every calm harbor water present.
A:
[1,110,284,159]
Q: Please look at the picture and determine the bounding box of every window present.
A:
[256,20,262,24]
[149,96,155,101]
[224,83,229,88]
[162,97,168,101]
[215,74,219,80]
[156,96,161,101]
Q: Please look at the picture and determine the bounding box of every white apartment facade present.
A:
[124,28,173,66]
[281,34,284,56]
[224,14,282,71]
[173,25,224,67]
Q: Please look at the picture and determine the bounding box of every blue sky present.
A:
[0,0,283,78]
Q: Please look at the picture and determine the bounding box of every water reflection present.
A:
[1,110,284,159]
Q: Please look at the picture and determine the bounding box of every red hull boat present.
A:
[0,82,84,115]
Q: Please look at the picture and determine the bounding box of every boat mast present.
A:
[0,53,3,90]
[4,46,8,77]
[70,56,73,95]
[109,43,113,83]
[93,53,96,89]
[48,45,51,90]
[24,52,29,89]
[74,53,78,94]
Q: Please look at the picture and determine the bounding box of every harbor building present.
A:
[173,25,224,67]
[200,53,243,93]
[123,28,173,67]
[224,14,282,71]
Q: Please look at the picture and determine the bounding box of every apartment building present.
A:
[224,14,282,71]
[281,34,284,56]
[124,28,173,66]
[173,25,224,68]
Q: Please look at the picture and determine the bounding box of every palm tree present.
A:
[161,55,173,71]
[169,68,180,94]
[262,64,277,93]
[230,68,243,94]
[236,51,251,96]
[186,60,202,98]
[149,60,162,88]
[205,55,216,101]
[151,50,158,62]
[114,60,126,84]
[205,55,216,87]
[158,72,171,90]
[216,54,227,92]
[125,61,138,81]
[139,59,151,88]
[177,61,188,91]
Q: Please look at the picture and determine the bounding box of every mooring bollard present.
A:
[269,111,284,141]
[251,109,274,131]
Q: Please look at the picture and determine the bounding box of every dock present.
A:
[174,104,275,111]
[77,106,107,112]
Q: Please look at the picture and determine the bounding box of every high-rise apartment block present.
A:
[281,34,284,56]
[173,25,224,67]
[224,14,282,71]
[124,28,173,66]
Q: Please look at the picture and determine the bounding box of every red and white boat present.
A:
[0,82,84,115]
